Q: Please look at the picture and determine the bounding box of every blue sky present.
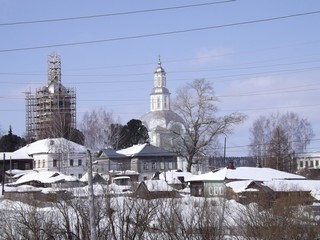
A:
[1,0,320,156]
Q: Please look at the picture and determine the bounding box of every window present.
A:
[38,160,40,168]
[152,162,156,170]
[219,187,224,196]
[25,163,31,170]
[53,159,58,167]
[306,161,309,168]
[78,159,82,166]
[300,161,303,168]
[78,174,82,179]
[310,161,314,167]
[209,187,214,196]
[157,97,160,109]
[214,187,219,196]
[160,162,164,170]
[13,163,18,169]
[316,160,319,167]
[143,162,149,170]
[42,160,45,168]
[168,161,173,170]
[70,159,74,167]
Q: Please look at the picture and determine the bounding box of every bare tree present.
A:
[232,195,319,240]
[172,78,246,172]
[79,108,116,151]
[249,112,315,172]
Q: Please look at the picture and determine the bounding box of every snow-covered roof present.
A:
[79,172,101,182]
[13,171,78,185]
[0,151,33,160]
[159,170,193,184]
[143,180,175,192]
[6,169,37,178]
[186,167,305,182]
[226,180,256,193]
[116,143,176,157]
[14,138,87,156]
[264,180,320,200]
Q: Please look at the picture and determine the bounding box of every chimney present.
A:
[227,161,235,169]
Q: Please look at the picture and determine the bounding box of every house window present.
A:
[219,187,224,196]
[300,161,303,168]
[152,162,156,170]
[53,159,58,167]
[310,161,314,168]
[157,97,160,109]
[42,160,45,168]
[70,159,74,167]
[214,187,219,196]
[78,174,82,179]
[78,159,82,166]
[316,160,319,167]
[209,187,214,196]
[306,161,308,168]
[38,160,40,168]
[25,163,31,170]
[168,162,173,170]
[143,162,149,170]
[160,162,164,170]
[13,162,18,169]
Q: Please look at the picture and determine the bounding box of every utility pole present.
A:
[223,137,227,166]
[87,150,96,240]
[2,154,5,195]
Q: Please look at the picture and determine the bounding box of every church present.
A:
[140,59,186,167]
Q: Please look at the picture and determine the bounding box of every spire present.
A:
[151,57,170,111]
[158,55,162,67]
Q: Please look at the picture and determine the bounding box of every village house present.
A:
[134,179,180,199]
[12,138,88,179]
[96,143,177,182]
[186,163,310,201]
[0,151,33,183]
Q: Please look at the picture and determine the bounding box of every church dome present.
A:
[140,110,185,131]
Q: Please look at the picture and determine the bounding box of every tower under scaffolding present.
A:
[25,54,76,141]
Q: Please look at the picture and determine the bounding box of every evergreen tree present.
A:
[0,126,26,152]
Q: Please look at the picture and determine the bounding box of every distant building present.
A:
[297,153,320,170]
[96,143,177,182]
[140,58,185,150]
[14,138,88,179]
[25,53,76,141]
[186,166,306,198]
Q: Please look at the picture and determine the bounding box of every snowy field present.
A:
[0,184,319,240]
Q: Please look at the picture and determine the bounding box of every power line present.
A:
[0,1,235,26]
[1,10,320,53]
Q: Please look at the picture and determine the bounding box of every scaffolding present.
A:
[25,54,76,141]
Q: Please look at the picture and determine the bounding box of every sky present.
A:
[0,0,320,156]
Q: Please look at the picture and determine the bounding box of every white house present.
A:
[297,152,320,170]
[14,138,88,179]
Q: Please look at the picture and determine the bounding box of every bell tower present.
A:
[150,58,171,112]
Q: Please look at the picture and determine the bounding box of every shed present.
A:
[134,179,180,199]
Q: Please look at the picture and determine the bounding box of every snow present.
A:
[13,171,78,185]
[226,180,255,193]
[159,170,193,184]
[144,180,175,192]
[117,143,147,156]
[186,167,305,182]
[13,138,87,155]
[264,180,320,201]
